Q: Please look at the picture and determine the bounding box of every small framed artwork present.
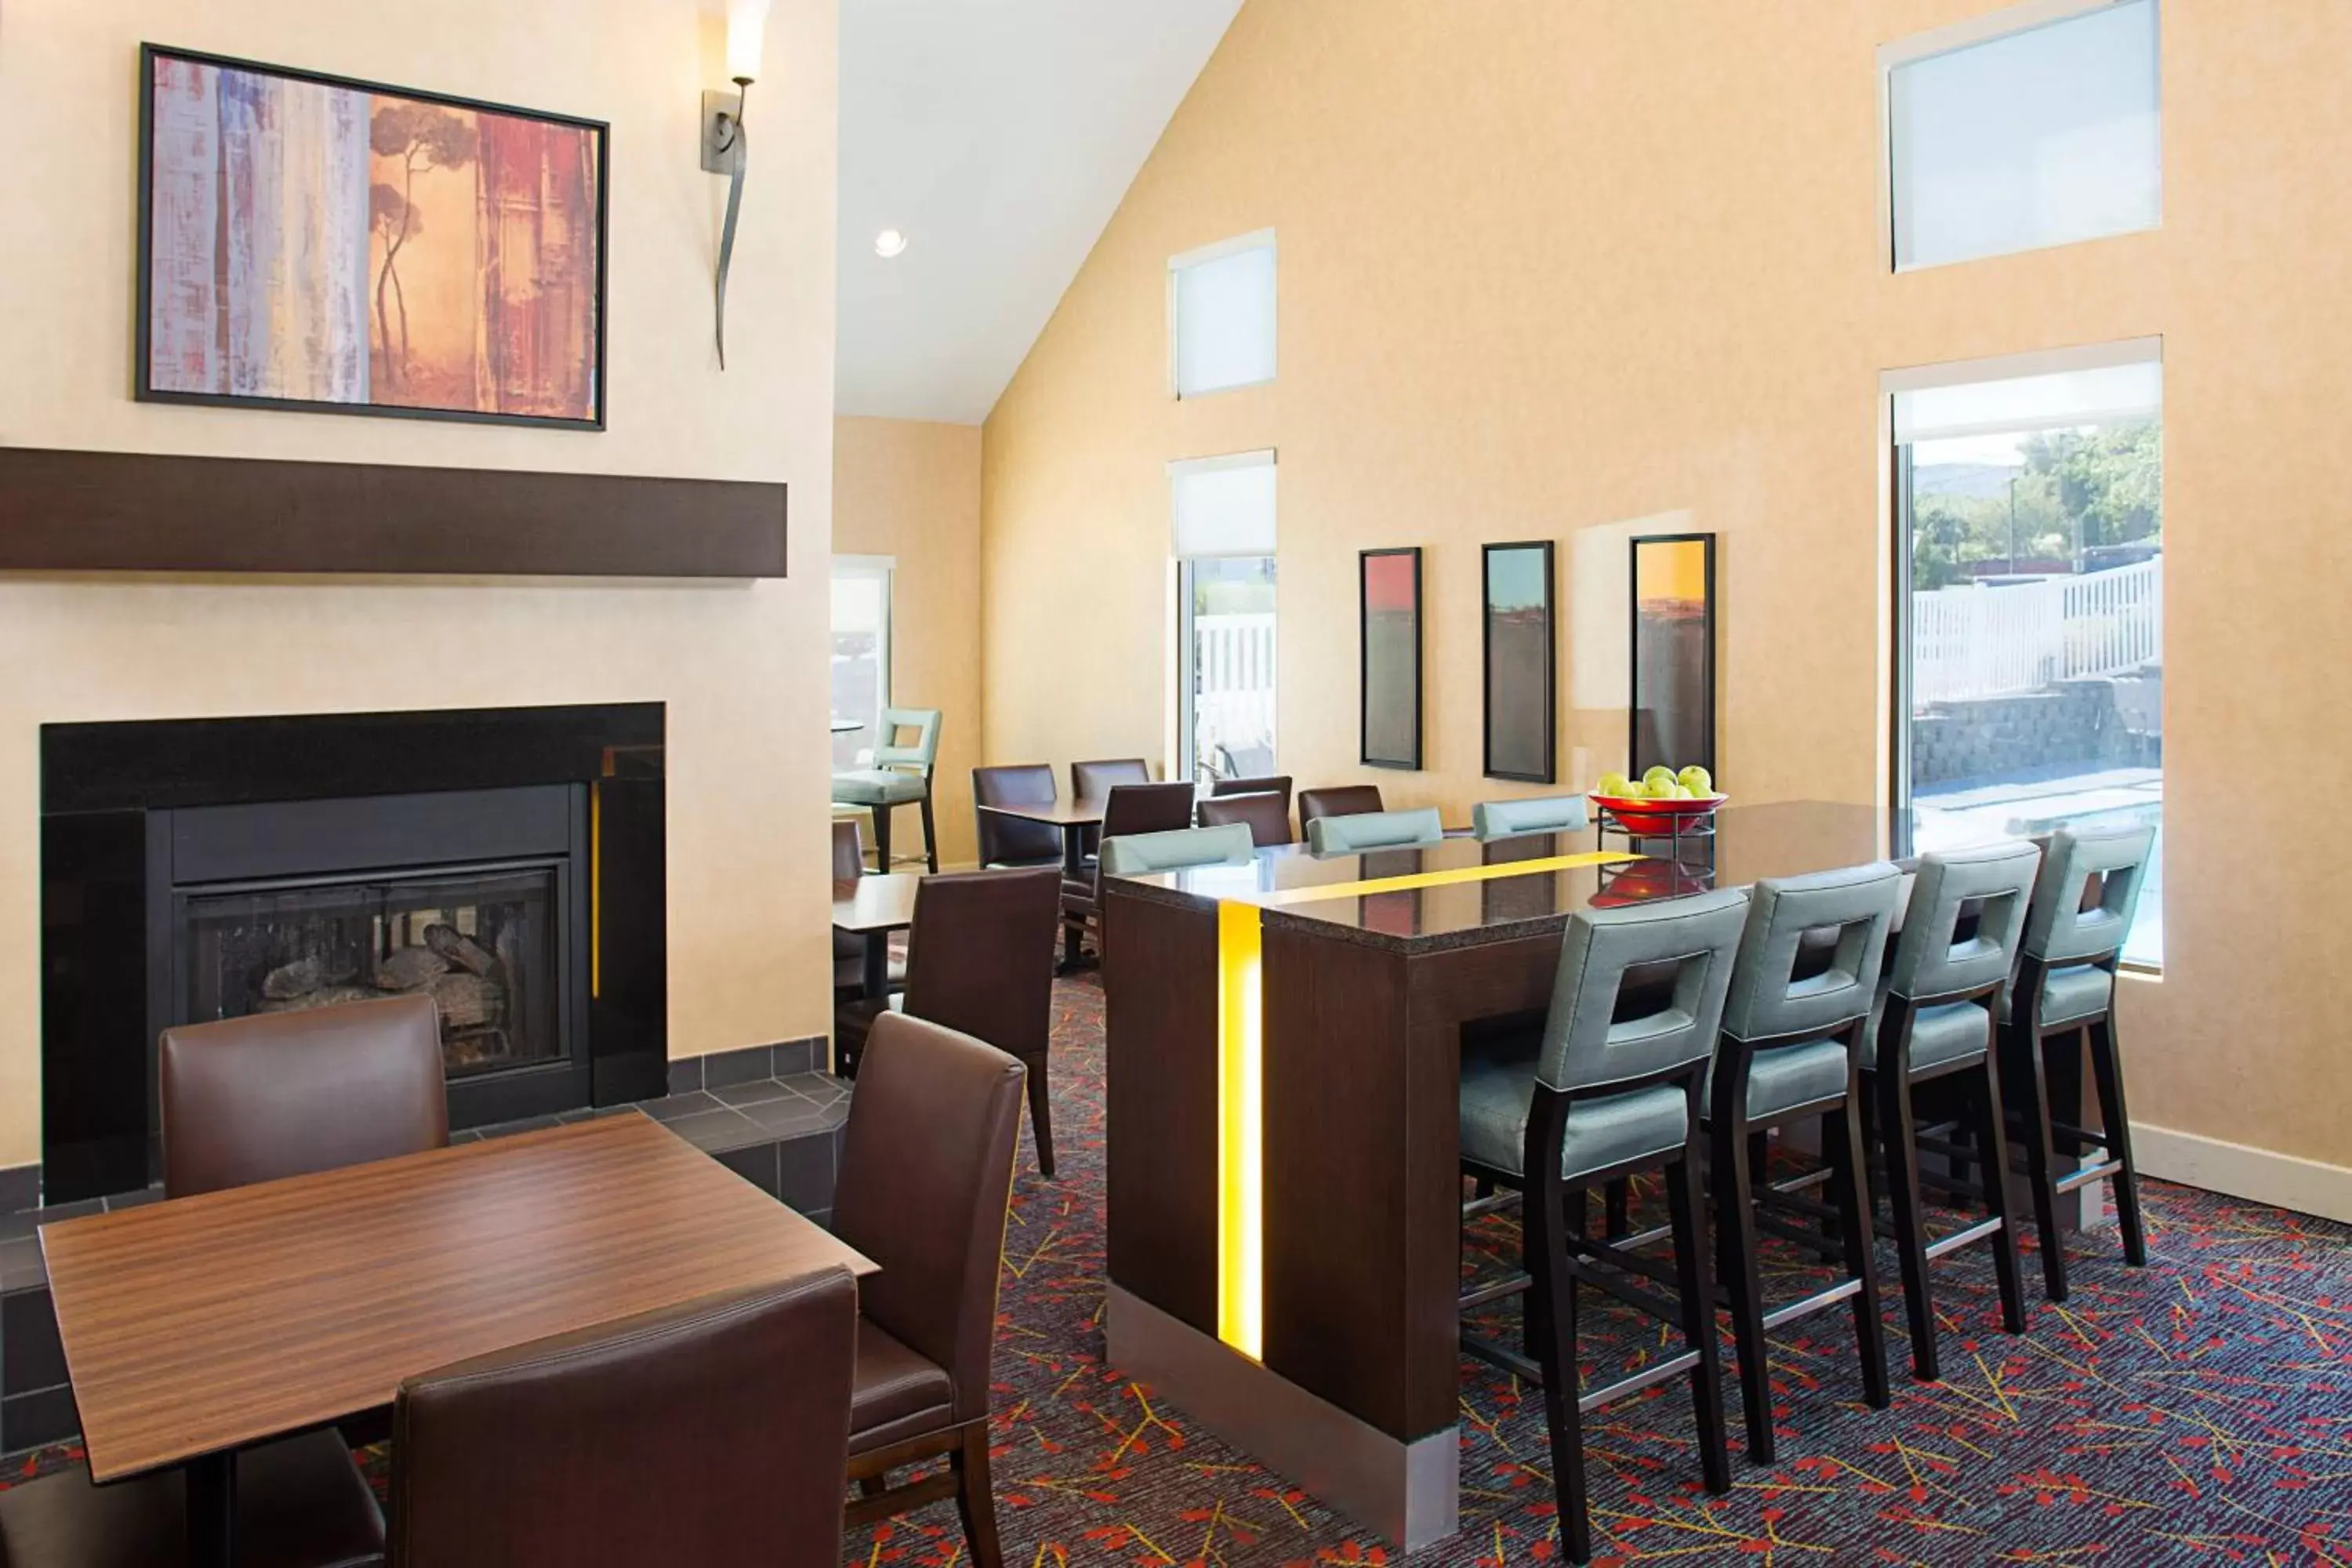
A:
[137,45,609,430]
[1359,547,1424,770]
[1482,540,1556,782]
[1629,533,1717,779]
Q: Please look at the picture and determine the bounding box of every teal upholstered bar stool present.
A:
[1863,841,2040,1381]
[1100,822,1254,877]
[2002,822,2157,1301]
[1708,862,1902,1462]
[1472,795,1590,840]
[830,707,942,874]
[1457,890,1748,1565]
[1305,806,1443,855]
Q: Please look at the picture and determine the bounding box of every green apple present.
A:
[1642,765,1678,791]
[1677,765,1712,796]
[1595,771,1631,797]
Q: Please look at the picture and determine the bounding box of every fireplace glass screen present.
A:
[181,866,563,1079]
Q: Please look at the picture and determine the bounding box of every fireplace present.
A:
[40,704,666,1203]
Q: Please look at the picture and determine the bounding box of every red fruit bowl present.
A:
[1588,791,1730,836]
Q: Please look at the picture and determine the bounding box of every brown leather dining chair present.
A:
[833,818,905,1004]
[0,997,451,1567]
[387,1269,859,1568]
[1210,773,1292,811]
[836,1013,1027,1568]
[1069,757,1152,860]
[1060,781,1195,965]
[836,868,1062,1174]
[1198,790,1294,848]
[1295,783,1385,840]
[972,763,1065,869]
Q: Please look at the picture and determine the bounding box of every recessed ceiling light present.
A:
[873,229,908,259]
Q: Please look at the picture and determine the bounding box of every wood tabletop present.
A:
[41,1114,877,1483]
[833,872,920,933]
[977,797,1109,828]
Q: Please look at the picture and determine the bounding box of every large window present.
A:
[829,556,893,769]
[1170,231,1276,398]
[1171,452,1277,782]
[1886,0,2161,270]
[1890,343,2163,966]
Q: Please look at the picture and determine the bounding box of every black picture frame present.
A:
[1482,540,1557,783]
[1629,533,1718,780]
[135,43,612,432]
[1359,546,1424,770]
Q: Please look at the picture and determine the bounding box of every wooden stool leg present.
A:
[1713,1109,1774,1464]
[951,1424,1006,1568]
[918,791,940,874]
[2089,1014,2148,1267]
[1025,1057,1055,1178]
[1666,1152,1731,1496]
[1526,1171,1592,1564]
[2007,1021,2072,1302]
[1603,1178,1630,1240]
[1970,1050,2031,1335]
[1828,1092,1891,1409]
[871,804,894,873]
[1875,1058,1940,1382]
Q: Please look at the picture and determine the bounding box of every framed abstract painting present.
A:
[137,45,608,430]
[1482,540,1556,783]
[1359,546,1424,770]
[1629,533,1717,779]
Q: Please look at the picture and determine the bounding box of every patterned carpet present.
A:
[9,971,2350,1565]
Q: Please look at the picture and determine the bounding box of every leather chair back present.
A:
[388,1269,859,1568]
[833,1013,1026,1426]
[161,993,448,1199]
[972,764,1062,866]
[1720,863,1901,1042]
[1098,782,1196,842]
[873,708,942,775]
[1886,843,2041,1002]
[1296,785,1384,836]
[1472,795,1590,840]
[1197,791,1294,848]
[832,818,866,881]
[1071,757,1152,801]
[1211,774,1292,810]
[1101,823,1254,877]
[2020,823,2155,966]
[1307,807,1444,855]
[904,869,1061,1062]
[1537,890,1748,1093]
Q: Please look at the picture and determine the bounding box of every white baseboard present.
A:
[2132,1123,2352,1225]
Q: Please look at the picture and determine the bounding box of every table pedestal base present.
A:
[1104,1284,1460,1550]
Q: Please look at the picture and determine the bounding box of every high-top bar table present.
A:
[1100,801,1984,1548]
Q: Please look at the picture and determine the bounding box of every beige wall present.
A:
[833,416,985,866]
[0,0,839,1167]
[982,0,2352,1185]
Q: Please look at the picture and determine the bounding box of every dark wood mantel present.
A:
[0,446,787,578]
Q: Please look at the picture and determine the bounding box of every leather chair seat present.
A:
[2005,961,2114,1028]
[1459,1051,1690,1183]
[1705,1036,1849,1123]
[1863,986,1992,1073]
[0,1432,384,1568]
[831,769,928,807]
[984,855,1063,872]
[848,1319,956,1454]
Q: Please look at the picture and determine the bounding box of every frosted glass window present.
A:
[1889,0,2161,270]
[1894,358,2161,443]
[1171,451,1276,558]
[1171,234,1276,397]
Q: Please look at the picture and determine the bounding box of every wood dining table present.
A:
[975,796,1109,877]
[833,872,920,998]
[38,1113,877,1568]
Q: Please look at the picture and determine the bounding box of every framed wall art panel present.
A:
[1629,533,1717,779]
[1482,540,1556,783]
[1359,547,1423,770]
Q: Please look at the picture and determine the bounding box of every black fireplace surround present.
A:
[39,703,667,1203]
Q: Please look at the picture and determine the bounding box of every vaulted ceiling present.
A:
[836,0,1243,424]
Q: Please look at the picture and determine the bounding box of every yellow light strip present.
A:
[1210,846,1642,1358]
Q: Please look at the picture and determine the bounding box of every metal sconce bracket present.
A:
[702,87,750,369]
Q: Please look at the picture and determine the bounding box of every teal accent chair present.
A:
[1863,840,2041,1381]
[1456,890,1747,1564]
[1100,822,1255,877]
[1305,807,1444,855]
[2001,822,2157,1303]
[830,708,942,873]
[1471,795,1590,840]
[1708,862,1903,1463]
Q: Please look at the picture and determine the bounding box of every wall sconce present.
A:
[701,0,771,368]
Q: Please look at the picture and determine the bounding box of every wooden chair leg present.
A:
[871,804,894,873]
[1711,1110,1774,1465]
[950,1423,1006,1568]
[1525,1171,1592,1564]
[2088,1014,2148,1267]
[1969,1052,2030,1335]
[1062,917,1083,968]
[1665,1152,1731,1496]
[1828,1093,1891,1409]
[2006,1022,2072,1302]
[1025,1056,1055,1178]
[917,792,940,874]
[857,1475,887,1499]
[1873,1062,1940,1382]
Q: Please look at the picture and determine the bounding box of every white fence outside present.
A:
[1913,558,2162,705]
[1193,612,1277,772]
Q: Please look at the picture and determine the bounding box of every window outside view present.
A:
[1905,414,2163,965]
[1186,556,1276,782]
[830,565,890,769]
